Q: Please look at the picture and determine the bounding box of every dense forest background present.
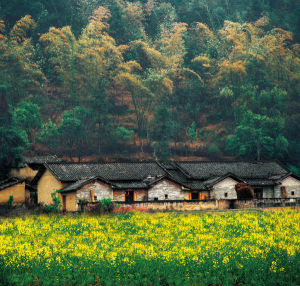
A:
[0,0,300,173]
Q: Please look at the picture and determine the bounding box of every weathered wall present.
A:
[274,176,300,198]
[113,200,230,212]
[234,200,255,209]
[136,190,148,201]
[0,183,26,204]
[11,167,38,182]
[37,170,65,205]
[113,191,124,201]
[262,186,274,198]
[148,180,184,201]
[212,178,238,200]
[77,181,113,201]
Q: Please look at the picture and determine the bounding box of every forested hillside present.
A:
[0,0,300,173]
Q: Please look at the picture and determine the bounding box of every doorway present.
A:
[125,191,134,203]
[254,188,263,199]
[62,195,66,211]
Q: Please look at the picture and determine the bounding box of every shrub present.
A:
[6,195,14,208]
[43,192,62,213]
[79,199,89,213]
[100,198,114,213]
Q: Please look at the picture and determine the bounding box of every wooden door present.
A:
[62,195,66,211]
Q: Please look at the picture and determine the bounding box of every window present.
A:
[154,197,158,201]
[94,196,97,201]
[224,193,228,198]
[165,194,168,199]
[291,191,295,196]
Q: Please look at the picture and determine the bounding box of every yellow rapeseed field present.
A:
[0,210,299,285]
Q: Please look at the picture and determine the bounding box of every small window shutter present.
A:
[90,189,95,202]
[199,192,202,200]
[189,193,192,200]
[134,193,137,201]
[123,193,125,202]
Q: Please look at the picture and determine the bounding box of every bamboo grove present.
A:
[0,0,300,173]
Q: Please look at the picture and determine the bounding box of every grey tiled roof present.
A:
[0,177,25,191]
[23,155,60,164]
[112,181,149,189]
[59,177,112,193]
[177,161,288,180]
[245,179,276,186]
[45,160,291,189]
[46,162,166,182]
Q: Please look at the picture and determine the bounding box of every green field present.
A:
[0,210,299,285]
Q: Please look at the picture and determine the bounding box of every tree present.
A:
[186,122,197,143]
[12,101,42,142]
[226,111,288,160]
[0,93,28,178]
[150,104,173,161]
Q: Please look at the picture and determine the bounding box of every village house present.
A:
[31,160,300,211]
[10,155,60,182]
[0,177,27,205]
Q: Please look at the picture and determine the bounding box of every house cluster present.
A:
[0,156,299,211]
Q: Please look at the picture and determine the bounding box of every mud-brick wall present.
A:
[0,183,26,204]
[234,200,255,209]
[148,180,184,201]
[136,190,148,201]
[113,191,124,201]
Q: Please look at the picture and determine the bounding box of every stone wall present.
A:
[148,180,184,201]
[212,178,238,200]
[76,181,113,202]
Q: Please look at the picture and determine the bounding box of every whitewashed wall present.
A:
[274,176,300,198]
[212,177,238,200]
[262,186,274,198]
[76,181,113,202]
[148,180,184,201]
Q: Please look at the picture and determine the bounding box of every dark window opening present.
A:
[165,194,168,199]
[291,191,295,196]
[125,191,134,203]
[254,188,263,199]
[154,197,158,201]
[94,196,97,201]
[191,192,199,200]
[224,193,228,198]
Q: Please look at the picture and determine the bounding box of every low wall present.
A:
[113,200,231,212]
[254,198,299,208]
[87,198,300,213]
